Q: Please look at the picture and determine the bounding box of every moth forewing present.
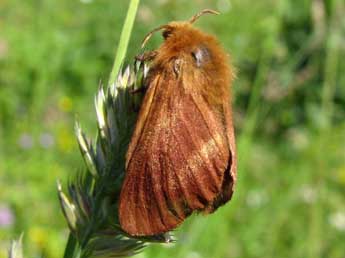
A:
[119,9,237,236]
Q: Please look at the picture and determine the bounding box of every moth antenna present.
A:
[189,9,220,24]
[141,25,170,49]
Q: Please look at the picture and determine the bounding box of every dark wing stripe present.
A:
[222,101,237,180]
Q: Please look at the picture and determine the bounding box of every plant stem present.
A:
[321,1,340,129]
[63,234,78,258]
[108,0,140,85]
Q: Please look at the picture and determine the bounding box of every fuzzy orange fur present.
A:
[153,22,233,105]
[119,16,237,236]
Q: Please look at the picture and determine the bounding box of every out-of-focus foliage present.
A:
[0,0,344,258]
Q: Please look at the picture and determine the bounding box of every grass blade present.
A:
[108,0,140,85]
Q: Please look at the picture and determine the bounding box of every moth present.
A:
[119,9,237,236]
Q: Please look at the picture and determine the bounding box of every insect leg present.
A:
[135,51,158,62]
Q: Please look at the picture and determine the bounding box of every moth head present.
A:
[141,9,219,47]
[141,9,220,68]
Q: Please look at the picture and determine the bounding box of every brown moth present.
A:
[119,9,237,236]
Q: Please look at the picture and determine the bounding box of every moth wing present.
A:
[182,73,237,213]
[204,95,237,212]
[119,71,232,236]
[125,74,161,169]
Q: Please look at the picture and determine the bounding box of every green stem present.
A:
[321,22,339,128]
[63,234,78,258]
[108,0,140,85]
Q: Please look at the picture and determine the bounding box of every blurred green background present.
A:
[0,0,344,257]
